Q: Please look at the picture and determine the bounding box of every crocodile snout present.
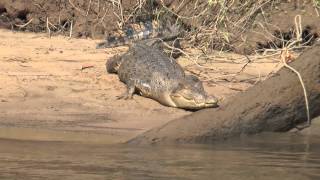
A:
[204,95,219,108]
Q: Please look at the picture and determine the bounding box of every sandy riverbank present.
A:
[0,29,284,143]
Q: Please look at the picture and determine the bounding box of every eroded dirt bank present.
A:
[1,0,319,53]
[129,43,320,145]
[0,29,187,143]
[0,29,285,143]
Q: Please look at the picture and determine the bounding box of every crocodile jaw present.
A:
[169,94,218,110]
[158,94,178,108]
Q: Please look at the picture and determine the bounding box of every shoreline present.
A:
[0,29,287,143]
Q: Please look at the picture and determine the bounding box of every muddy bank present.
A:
[299,116,320,136]
[0,0,319,53]
[0,29,284,143]
[165,0,320,53]
[0,29,187,143]
[129,43,320,145]
[0,0,146,38]
[0,29,319,144]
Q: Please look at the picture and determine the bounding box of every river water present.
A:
[0,131,320,180]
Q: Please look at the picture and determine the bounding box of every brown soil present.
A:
[240,1,320,54]
[0,1,319,53]
[0,0,147,38]
[130,43,320,145]
[167,0,320,53]
[0,0,319,144]
[0,29,281,143]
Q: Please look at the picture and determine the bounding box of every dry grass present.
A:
[14,0,317,67]
[12,0,316,55]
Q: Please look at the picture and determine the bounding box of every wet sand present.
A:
[0,29,282,143]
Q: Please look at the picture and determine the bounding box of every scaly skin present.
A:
[96,20,180,48]
[106,42,218,110]
[97,20,182,58]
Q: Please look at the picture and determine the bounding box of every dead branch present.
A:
[15,18,33,28]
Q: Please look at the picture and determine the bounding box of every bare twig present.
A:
[238,55,251,74]
[86,0,92,16]
[15,18,33,28]
[69,20,73,38]
[46,17,51,38]
[68,0,86,16]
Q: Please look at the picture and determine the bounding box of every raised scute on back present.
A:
[96,20,181,48]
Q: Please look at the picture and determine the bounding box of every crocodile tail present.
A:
[96,36,131,49]
[96,20,182,49]
[96,25,154,49]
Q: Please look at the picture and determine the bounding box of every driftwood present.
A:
[129,43,320,145]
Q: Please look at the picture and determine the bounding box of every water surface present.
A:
[0,132,320,180]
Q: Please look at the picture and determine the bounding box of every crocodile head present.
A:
[170,75,218,110]
[106,55,123,74]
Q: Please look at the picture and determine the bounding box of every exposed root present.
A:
[46,17,51,38]
[281,49,311,129]
[15,18,33,28]
[69,20,73,38]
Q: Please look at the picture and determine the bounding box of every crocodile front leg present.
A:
[117,81,136,100]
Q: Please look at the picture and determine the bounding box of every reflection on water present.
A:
[0,133,320,180]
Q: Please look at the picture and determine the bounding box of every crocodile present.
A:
[96,20,179,47]
[97,20,182,58]
[106,42,218,110]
